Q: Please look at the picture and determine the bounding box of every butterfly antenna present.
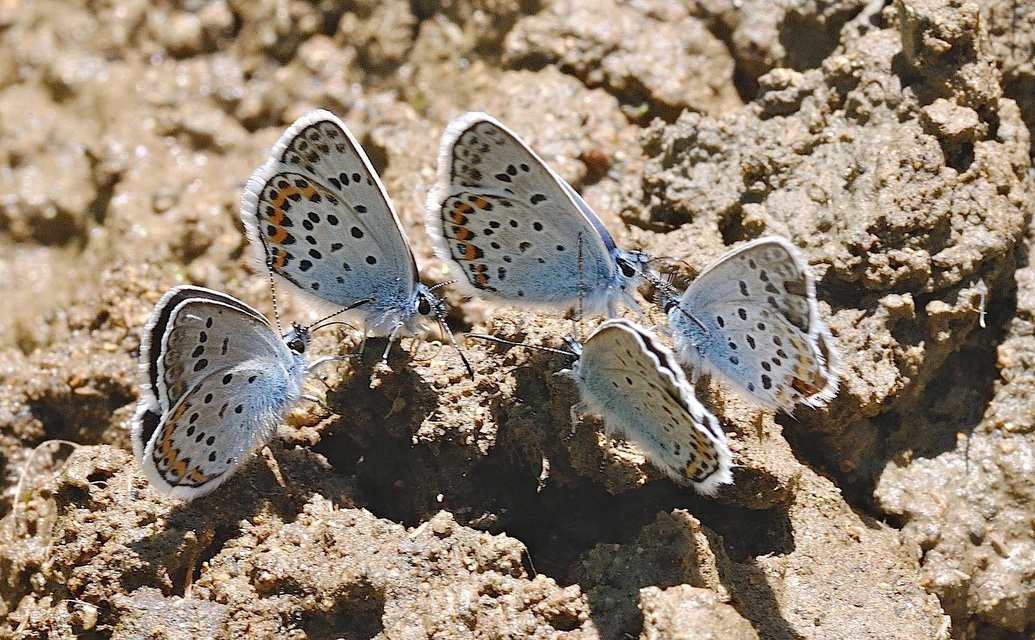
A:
[467,333,577,358]
[645,256,695,304]
[310,320,358,333]
[306,296,374,332]
[649,254,693,273]
[435,309,475,379]
[641,264,709,334]
[574,232,585,343]
[428,280,457,292]
[637,257,674,292]
[259,233,284,335]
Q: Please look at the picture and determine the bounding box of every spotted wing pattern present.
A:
[242,110,427,336]
[574,319,733,495]
[663,236,839,412]
[427,112,649,316]
[132,286,308,500]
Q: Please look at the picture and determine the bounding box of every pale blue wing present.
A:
[427,112,646,316]
[242,110,421,332]
[667,237,839,411]
[132,286,307,500]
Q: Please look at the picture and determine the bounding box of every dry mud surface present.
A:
[1,0,1035,638]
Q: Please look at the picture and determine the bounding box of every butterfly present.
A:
[242,110,467,370]
[426,112,654,318]
[472,319,733,494]
[132,285,311,500]
[568,319,733,494]
[659,236,840,413]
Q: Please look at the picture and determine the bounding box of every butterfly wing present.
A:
[668,237,840,412]
[426,112,632,315]
[575,319,733,495]
[242,110,420,331]
[132,286,307,500]
[137,287,280,416]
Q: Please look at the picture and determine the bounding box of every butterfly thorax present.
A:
[361,283,440,337]
[559,336,584,382]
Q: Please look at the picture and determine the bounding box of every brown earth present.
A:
[1,0,1034,638]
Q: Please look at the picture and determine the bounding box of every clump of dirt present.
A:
[1,0,1034,638]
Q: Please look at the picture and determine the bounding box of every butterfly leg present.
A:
[408,329,428,359]
[301,393,333,413]
[307,354,357,372]
[567,402,587,438]
[381,323,404,365]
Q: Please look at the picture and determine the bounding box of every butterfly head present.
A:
[414,287,444,320]
[615,249,654,284]
[284,323,310,355]
[562,335,584,357]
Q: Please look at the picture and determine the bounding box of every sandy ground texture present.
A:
[1,0,1035,638]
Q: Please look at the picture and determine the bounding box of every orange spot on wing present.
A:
[473,197,489,209]
[685,459,702,481]
[273,249,287,269]
[163,450,177,468]
[270,184,316,208]
[269,222,288,244]
[455,226,473,241]
[451,202,473,224]
[473,264,489,285]
[171,459,188,478]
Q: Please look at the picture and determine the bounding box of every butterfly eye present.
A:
[288,337,306,354]
[417,295,433,316]
[618,259,637,278]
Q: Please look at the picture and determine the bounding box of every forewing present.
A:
[242,110,417,312]
[153,291,282,413]
[434,191,614,305]
[427,112,615,308]
[137,287,273,414]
